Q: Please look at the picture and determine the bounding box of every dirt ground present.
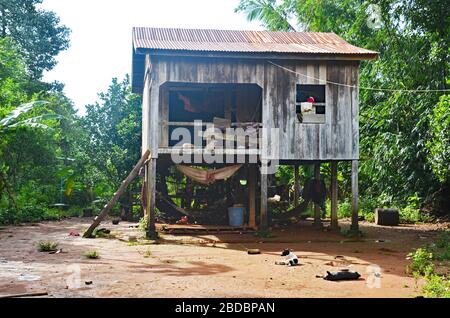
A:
[0,217,448,298]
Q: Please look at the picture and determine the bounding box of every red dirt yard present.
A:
[0,218,448,298]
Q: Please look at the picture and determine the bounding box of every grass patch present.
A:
[143,249,152,258]
[37,241,59,252]
[407,231,450,298]
[127,240,158,246]
[85,250,100,259]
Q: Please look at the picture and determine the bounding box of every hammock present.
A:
[176,164,243,185]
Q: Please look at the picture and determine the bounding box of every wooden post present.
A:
[330,161,340,231]
[248,164,257,229]
[83,150,150,238]
[350,160,359,232]
[146,158,157,239]
[313,162,323,228]
[294,165,300,206]
[259,162,268,231]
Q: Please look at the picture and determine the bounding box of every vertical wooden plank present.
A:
[146,158,157,239]
[351,159,359,232]
[351,63,360,160]
[330,161,339,231]
[248,164,257,229]
[141,54,151,154]
[260,164,268,231]
[149,76,160,158]
[313,162,323,228]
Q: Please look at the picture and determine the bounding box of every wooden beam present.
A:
[350,160,359,232]
[330,161,340,231]
[259,164,268,231]
[83,150,150,238]
[146,158,157,239]
[313,162,323,228]
[248,164,257,229]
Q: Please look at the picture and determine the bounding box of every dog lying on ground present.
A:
[275,249,299,266]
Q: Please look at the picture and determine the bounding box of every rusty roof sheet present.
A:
[132,27,378,57]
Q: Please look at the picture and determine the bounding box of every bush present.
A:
[422,274,450,298]
[400,206,433,224]
[407,248,434,276]
[37,241,59,252]
[85,250,100,259]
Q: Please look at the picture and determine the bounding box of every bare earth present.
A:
[0,217,448,298]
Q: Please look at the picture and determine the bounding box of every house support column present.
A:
[330,161,340,231]
[248,164,257,229]
[259,161,268,232]
[350,160,359,233]
[313,162,323,228]
[145,158,157,239]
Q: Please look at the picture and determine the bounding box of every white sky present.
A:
[40,0,263,115]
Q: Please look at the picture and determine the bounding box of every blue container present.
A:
[228,206,245,227]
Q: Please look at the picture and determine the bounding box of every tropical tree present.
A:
[236,0,450,214]
[0,0,70,78]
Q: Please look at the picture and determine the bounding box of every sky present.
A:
[40,0,263,115]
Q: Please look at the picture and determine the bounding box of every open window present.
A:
[166,83,262,148]
[295,84,326,124]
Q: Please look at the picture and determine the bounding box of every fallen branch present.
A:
[0,291,48,298]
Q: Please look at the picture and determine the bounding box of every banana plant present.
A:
[0,101,61,133]
[0,101,62,211]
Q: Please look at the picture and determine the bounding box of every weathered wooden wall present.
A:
[141,55,359,161]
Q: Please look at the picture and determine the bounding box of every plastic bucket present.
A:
[228,206,245,227]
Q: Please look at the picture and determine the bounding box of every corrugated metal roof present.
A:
[133,27,378,57]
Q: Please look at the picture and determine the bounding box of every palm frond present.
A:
[0,101,49,127]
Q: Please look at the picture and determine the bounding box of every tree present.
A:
[80,76,142,218]
[235,0,297,31]
[0,0,70,78]
[236,0,450,213]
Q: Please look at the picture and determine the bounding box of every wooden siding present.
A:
[142,55,359,160]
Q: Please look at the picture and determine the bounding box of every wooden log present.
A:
[0,291,48,298]
[313,162,323,228]
[375,208,399,226]
[248,164,257,229]
[350,160,359,232]
[330,161,339,231]
[83,150,150,238]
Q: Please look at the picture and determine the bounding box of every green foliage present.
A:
[139,216,148,233]
[407,248,434,276]
[235,0,296,31]
[37,241,59,252]
[80,76,142,218]
[400,206,433,224]
[236,0,450,216]
[0,0,71,78]
[407,232,450,298]
[422,274,450,298]
[426,94,450,182]
[85,250,100,259]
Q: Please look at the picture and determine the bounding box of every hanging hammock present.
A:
[176,164,243,185]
